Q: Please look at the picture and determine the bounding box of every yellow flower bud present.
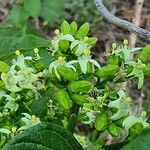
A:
[123,39,128,46]
[124,97,132,103]
[112,43,117,49]
[140,64,146,69]
[57,56,64,62]
[34,48,39,54]
[84,36,89,41]
[15,50,21,56]
[83,49,90,55]
[141,111,147,117]
[31,115,37,121]
[55,29,60,35]
[11,127,17,133]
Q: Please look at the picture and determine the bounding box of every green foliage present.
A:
[40,0,64,22]
[9,5,28,28]
[76,23,89,39]
[121,127,150,150]
[2,122,83,150]
[24,0,41,17]
[138,44,150,62]
[0,21,150,150]
[0,61,10,73]
[0,35,49,59]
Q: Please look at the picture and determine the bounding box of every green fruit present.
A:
[55,89,72,109]
[129,122,144,137]
[68,80,93,93]
[57,66,78,81]
[108,123,119,137]
[95,113,108,131]
[96,64,118,77]
[107,55,119,65]
[71,94,87,105]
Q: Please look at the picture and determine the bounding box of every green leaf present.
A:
[121,127,150,150]
[61,20,70,34]
[143,64,150,76]
[40,0,65,22]
[59,40,70,51]
[0,35,49,59]
[70,22,78,35]
[31,88,57,117]
[0,61,10,73]
[9,5,28,28]
[95,113,108,131]
[96,64,119,77]
[24,0,41,17]
[86,37,97,47]
[76,23,89,39]
[2,122,83,150]
[107,55,119,65]
[138,44,150,62]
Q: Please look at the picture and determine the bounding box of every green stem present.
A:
[67,103,80,133]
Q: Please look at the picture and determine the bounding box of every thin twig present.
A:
[94,0,150,41]
[129,0,144,48]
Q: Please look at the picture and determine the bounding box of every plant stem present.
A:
[67,103,80,133]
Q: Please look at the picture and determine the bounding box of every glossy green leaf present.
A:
[0,61,10,73]
[24,0,41,17]
[86,37,97,47]
[61,20,70,34]
[107,55,119,65]
[76,23,89,39]
[70,22,78,35]
[2,122,83,150]
[59,40,70,52]
[143,64,150,76]
[138,44,150,62]
[0,35,49,59]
